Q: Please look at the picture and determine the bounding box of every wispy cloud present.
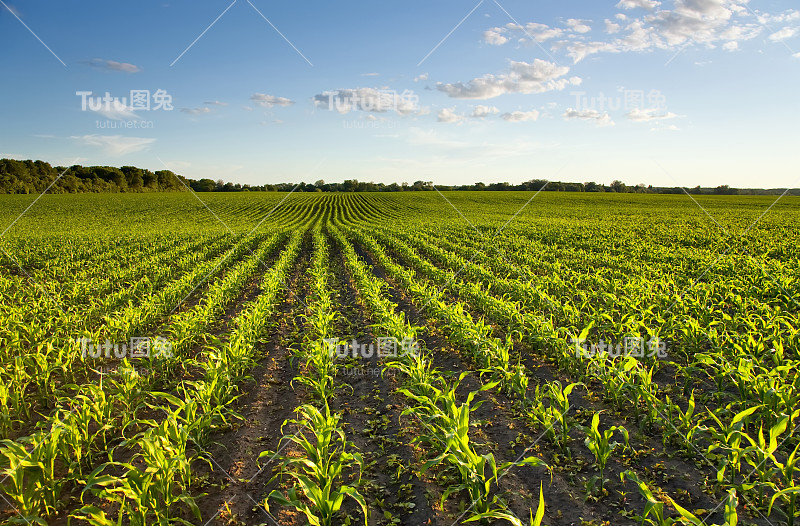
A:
[769,27,798,42]
[181,107,212,115]
[437,108,465,123]
[437,59,580,99]
[251,93,295,108]
[71,135,156,156]
[626,108,678,121]
[563,108,615,127]
[501,109,540,122]
[83,58,141,73]
[471,105,499,118]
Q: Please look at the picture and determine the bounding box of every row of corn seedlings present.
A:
[261,227,369,526]
[332,225,548,526]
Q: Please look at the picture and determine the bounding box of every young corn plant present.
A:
[662,391,703,455]
[527,384,559,447]
[584,412,629,498]
[0,429,63,524]
[409,376,548,522]
[546,381,582,457]
[769,438,800,526]
[466,482,547,526]
[75,413,204,526]
[263,403,368,526]
[621,470,740,526]
[706,405,759,487]
[741,413,792,509]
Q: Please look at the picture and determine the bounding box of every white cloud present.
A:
[71,135,156,156]
[616,0,661,10]
[181,107,212,115]
[204,101,228,106]
[769,27,798,41]
[482,22,564,45]
[757,10,800,24]
[794,52,800,59]
[437,108,465,123]
[0,153,24,160]
[414,73,429,82]
[181,108,211,115]
[483,29,509,45]
[361,72,380,76]
[471,105,499,117]
[437,59,578,99]
[566,19,592,33]
[563,108,615,126]
[501,110,540,122]
[626,108,678,121]
[251,93,295,108]
[313,88,419,115]
[84,58,141,73]
[519,0,781,63]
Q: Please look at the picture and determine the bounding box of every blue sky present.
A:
[0,0,798,187]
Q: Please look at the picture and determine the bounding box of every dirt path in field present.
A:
[327,231,436,526]
[188,234,311,526]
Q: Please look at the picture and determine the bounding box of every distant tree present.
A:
[714,185,737,195]
[121,166,144,190]
[524,179,548,191]
[488,182,510,191]
[194,178,217,192]
[610,180,628,193]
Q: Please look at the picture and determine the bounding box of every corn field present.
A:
[0,191,798,526]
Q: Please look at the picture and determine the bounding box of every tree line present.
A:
[0,159,795,195]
